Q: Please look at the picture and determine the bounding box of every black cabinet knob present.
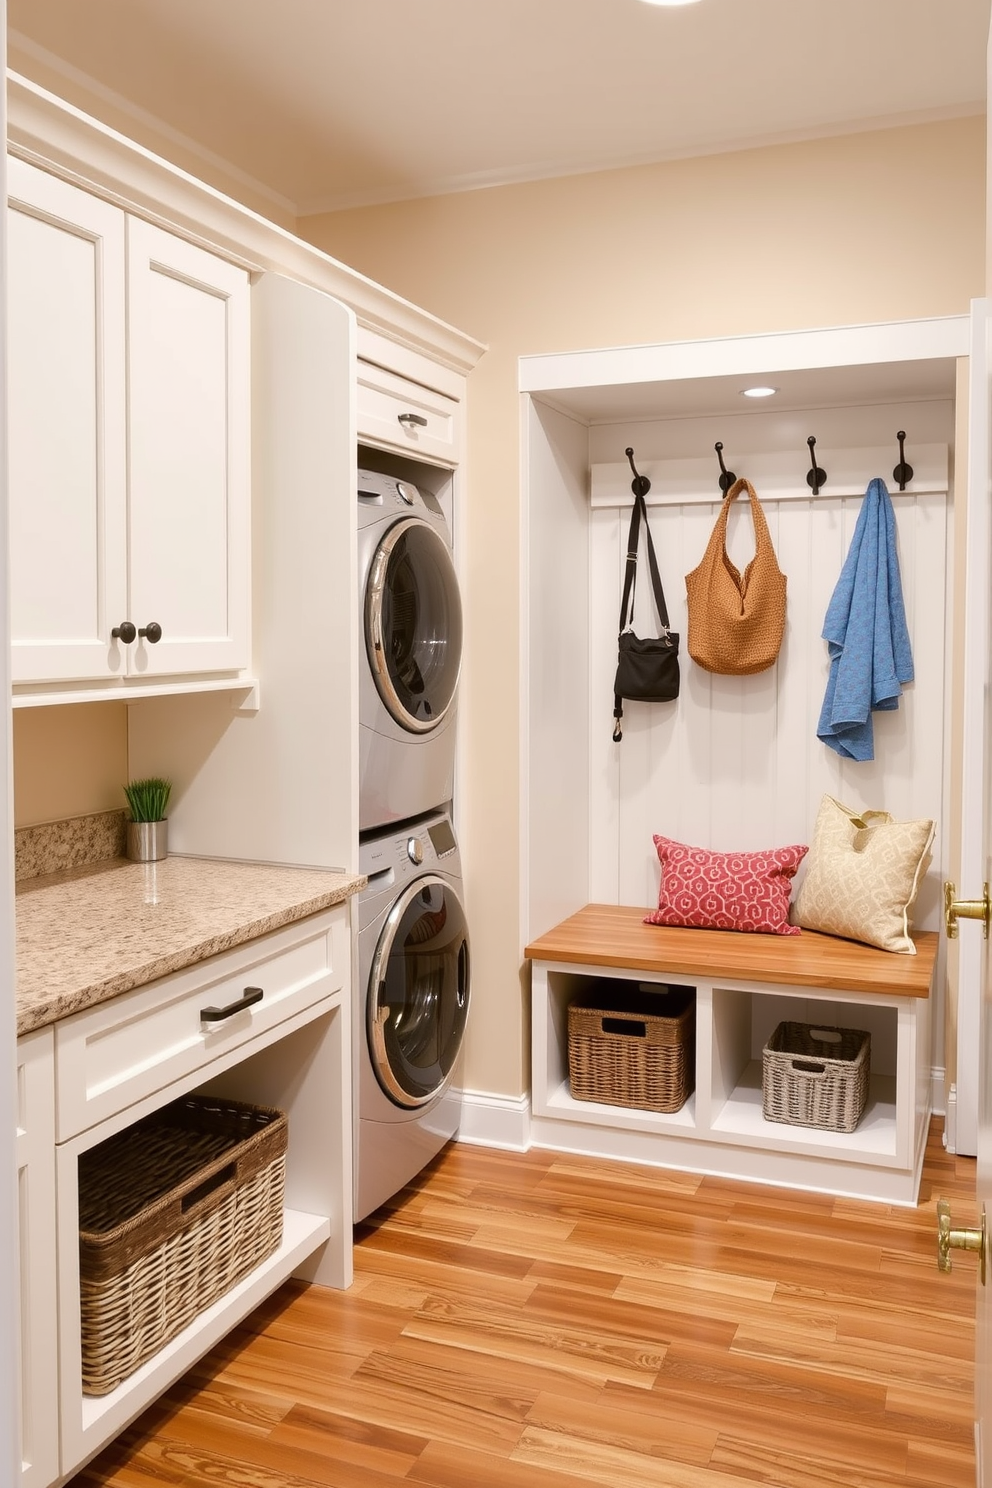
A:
[139,622,162,644]
[111,621,137,644]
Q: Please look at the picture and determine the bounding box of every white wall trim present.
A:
[931,1065,947,1120]
[945,1081,958,1153]
[458,1091,531,1152]
[519,316,971,397]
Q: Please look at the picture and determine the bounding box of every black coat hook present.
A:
[625,446,651,498]
[806,435,827,496]
[715,441,736,497]
[893,430,914,491]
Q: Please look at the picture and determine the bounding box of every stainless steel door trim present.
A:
[365,516,461,734]
[368,873,469,1109]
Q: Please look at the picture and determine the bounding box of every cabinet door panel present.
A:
[7,159,127,684]
[126,218,250,675]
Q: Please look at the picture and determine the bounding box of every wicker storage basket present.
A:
[568,983,695,1113]
[78,1094,288,1396]
[762,1021,870,1133]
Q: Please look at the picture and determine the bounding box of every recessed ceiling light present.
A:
[639,0,703,6]
[741,386,779,399]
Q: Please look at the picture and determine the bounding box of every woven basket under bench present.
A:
[762,1021,871,1134]
[568,983,695,1113]
[78,1094,288,1396]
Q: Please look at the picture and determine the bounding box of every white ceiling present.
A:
[7,0,990,217]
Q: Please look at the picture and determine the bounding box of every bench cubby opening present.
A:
[538,968,699,1132]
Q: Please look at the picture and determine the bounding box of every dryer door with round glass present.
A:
[365,517,462,734]
[368,874,470,1109]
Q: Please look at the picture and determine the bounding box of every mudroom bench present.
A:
[524,904,938,1205]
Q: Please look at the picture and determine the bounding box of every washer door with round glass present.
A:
[368,875,470,1109]
[365,517,462,734]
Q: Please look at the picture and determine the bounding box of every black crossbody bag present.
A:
[613,490,680,741]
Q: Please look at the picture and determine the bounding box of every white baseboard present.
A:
[457,1090,531,1151]
[945,1082,957,1153]
[459,1069,951,1170]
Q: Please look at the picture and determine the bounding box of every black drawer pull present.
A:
[200,986,264,1023]
[397,411,428,428]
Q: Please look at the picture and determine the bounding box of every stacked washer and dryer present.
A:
[355,468,471,1222]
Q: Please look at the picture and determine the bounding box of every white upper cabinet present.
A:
[7,159,128,685]
[125,218,250,677]
[356,359,461,466]
[356,325,466,468]
[7,159,251,692]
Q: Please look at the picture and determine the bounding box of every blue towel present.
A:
[817,478,913,761]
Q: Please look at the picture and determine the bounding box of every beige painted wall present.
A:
[12,703,127,827]
[12,114,985,1100]
[300,117,986,1099]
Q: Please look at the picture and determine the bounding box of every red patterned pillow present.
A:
[645,835,808,936]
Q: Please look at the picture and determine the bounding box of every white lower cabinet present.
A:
[16,1029,58,1488]
[531,961,932,1206]
[22,905,353,1486]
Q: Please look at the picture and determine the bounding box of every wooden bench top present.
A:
[524,903,938,999]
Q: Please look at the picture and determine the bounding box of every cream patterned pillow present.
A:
[792,795,935,954]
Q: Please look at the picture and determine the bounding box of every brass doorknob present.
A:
[943,881,991,939]
[937,1198,986,1285]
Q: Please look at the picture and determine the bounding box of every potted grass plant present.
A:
[123,776,172,862]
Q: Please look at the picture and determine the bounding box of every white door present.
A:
[974,289,992,1484]
[6,158,128,685]
[126,217,250,676]
[948,297,992,1479]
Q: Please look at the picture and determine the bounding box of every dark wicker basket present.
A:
[568,983,695,1113]
[762,1021,870,1133]
[78,1094,288,1395]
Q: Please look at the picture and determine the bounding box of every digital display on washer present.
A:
[427,820,456,857]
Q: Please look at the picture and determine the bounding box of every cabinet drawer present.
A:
[55,912,343,1139]
[357,361,460,464]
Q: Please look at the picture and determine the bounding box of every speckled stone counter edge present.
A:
[16,855,366,1037]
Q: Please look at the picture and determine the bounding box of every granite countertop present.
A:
[16,855,366,1036]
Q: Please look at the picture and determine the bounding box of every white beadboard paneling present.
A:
[593,480,948,923]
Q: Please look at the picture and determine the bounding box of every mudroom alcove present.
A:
[520,311,979,1199]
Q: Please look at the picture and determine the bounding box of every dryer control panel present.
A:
[357,469,446,526]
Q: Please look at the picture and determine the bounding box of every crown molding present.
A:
[6,71,486,377]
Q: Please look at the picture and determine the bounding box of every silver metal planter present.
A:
[126,819,168,862]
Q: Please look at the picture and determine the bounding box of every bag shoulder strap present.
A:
[618,493,671,633]
[719,476,773,548]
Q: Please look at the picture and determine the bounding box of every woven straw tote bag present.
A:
[685,476,787,675]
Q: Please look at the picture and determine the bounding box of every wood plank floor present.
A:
[72,1118,978,1488]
